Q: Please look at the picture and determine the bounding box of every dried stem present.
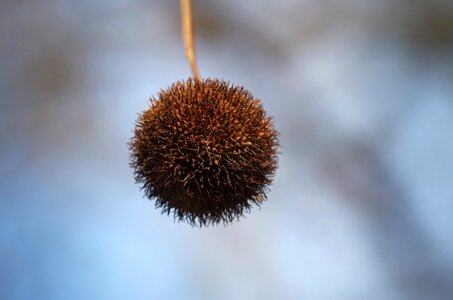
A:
[180,0,200,80]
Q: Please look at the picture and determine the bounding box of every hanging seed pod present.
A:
[129,78,279,226]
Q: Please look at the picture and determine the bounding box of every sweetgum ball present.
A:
[129,78,279,226]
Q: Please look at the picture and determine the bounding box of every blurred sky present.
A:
[1,1,453,300]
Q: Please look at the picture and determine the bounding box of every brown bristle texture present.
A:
[129,78,279,226]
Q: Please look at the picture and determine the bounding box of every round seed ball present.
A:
[129,78,279,226]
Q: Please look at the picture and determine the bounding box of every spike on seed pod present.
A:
[129,78,279,226]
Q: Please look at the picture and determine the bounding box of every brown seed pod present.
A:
[129,78,279,226]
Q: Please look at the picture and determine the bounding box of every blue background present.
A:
[1,1,453,299]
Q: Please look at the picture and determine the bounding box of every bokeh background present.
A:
[1,0,453,299]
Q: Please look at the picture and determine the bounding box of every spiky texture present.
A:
[129,78,279,226]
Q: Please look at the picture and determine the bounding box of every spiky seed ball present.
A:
[129,78,279,226]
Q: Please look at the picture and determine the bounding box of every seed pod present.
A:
[129,78,279,226]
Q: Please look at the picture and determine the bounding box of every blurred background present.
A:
[1,0,453,299]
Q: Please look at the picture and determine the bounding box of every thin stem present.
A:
[180,0,200,80]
